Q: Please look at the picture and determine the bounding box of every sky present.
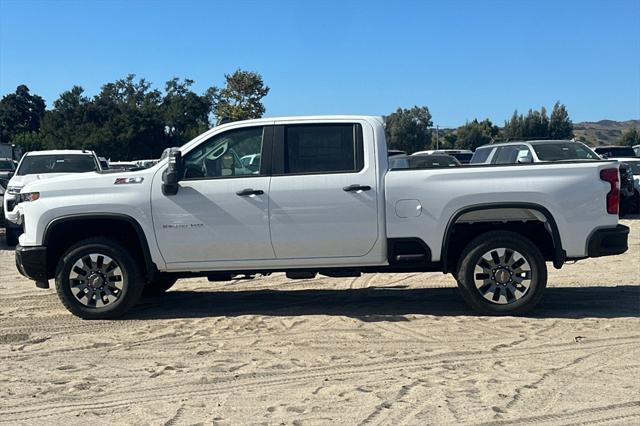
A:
[1,0,639,127]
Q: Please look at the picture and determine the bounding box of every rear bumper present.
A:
[15,245,48,282]
[587,225,629,257]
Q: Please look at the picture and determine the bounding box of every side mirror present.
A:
[162,148,183,196]
[517,156,533,164]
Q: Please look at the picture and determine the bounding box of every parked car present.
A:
[610,158,640,215]
[594,145,636,159]
[108,161,138,171]
[390,153,461,169]
[470,140,600,164]
[0,178,6,218]
[98,157,109,170]
[413,149,473,164]
[0,157,16,180]
[14,116,628,319]
[3,150,102,246]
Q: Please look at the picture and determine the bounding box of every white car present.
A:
[14,116,628,319]
[3,150,102,245]
[470,140,600,164]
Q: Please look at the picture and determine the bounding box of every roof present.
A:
[24,150,96,156]
[478,140,580,149]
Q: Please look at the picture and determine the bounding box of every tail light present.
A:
[600,168,619,215]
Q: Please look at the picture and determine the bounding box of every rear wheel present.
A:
[55,237,144,319]
[456,231,547,315]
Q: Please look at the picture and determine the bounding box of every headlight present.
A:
[7,186,23,195]
[17,192,40,203]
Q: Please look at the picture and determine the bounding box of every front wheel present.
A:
[55,237,144,319]
[456,231,547,315]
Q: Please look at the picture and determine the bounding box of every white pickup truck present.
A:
[14,116,629,319]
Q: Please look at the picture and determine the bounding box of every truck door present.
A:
[151,125,275,264]
[268,122,379,259]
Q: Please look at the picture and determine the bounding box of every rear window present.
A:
[595,146,636,158]
[17,155,99,175]
[283,124,363,174]
[532,143,599,161]
[470,147,492,163]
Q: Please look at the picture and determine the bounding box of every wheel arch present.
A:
[43,213,158,280]
[441,202,565,273]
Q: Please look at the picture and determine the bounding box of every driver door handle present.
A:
[236,188,264,196]
[343,184,371,192]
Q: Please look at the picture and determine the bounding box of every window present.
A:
[533,142,599,161]
[470,147,492,164]
[0,159,15,171]
[283,124,363,174]
[182,127,264,179]
[17,155,99,175]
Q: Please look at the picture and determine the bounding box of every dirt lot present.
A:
[0,220,638,425]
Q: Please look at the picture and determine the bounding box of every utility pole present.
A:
[435,125,439,150]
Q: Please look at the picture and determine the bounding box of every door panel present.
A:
[152,177,273,263]
[151,125,274,264]
[268,122,379,259]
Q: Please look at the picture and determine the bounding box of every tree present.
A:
[548,102,573,139]
[12,131,44,152]
[213,70,269,122]
[503,110,524,139]
[455,119,499,150]
[0,85,46,144]
[522,107,549,139]
[384,106,433,153]
[162,78,213,146]
[619,127,640,147]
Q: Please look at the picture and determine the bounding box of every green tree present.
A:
[619,127,640,147]
[522,107,549,139]
[384,106,433,153]
[0,85,46,144]
[455,119,499,150]
[12,131,44,152]
[213,70,270,122]
[503,110,524,139]
[162,78,213,146]
[548,102,573,139]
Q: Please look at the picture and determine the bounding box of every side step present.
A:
[286,271,317,279]
[395,254,426,262]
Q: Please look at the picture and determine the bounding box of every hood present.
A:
[22,168,157,194]
[7,173,71,189]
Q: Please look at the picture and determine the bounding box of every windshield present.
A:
[17,154,99,175]
[0,159,15,170]
[532,142,599,161]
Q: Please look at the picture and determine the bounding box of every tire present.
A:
[456,231,547,315]
[55,237,144,319]
[5,223,20,247]
[143,276,178,296]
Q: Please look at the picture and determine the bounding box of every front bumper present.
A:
[587,225,629,257]
[15,245,48,282]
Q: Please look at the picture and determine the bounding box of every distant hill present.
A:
[573,119,639,146]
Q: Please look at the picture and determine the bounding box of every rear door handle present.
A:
[236,188,264,196]
[343,184,371,192]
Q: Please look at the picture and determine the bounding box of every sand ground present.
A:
[0,220,638,425]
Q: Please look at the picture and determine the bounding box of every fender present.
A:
[441,202,565,273]
[43,213,158,278]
